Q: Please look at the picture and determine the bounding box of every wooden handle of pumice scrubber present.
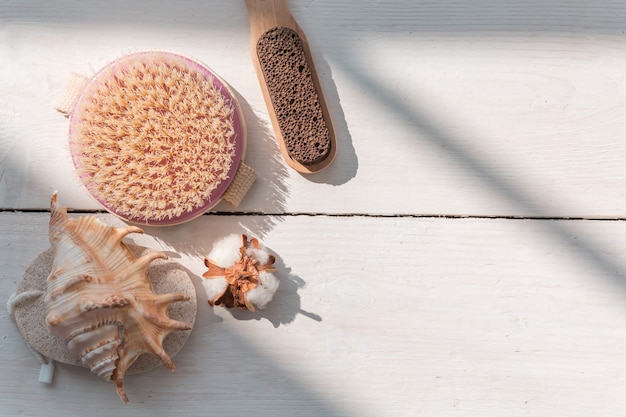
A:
[245,0,336,174]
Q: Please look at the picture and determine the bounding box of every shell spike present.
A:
[157,316,192,331]
[50,190,65,215]
[111,225,145,244]
[171,320,192,331]
[137,298,192,331]
[155,348,176,371]
[115,380,130,404]
[48,191,69,240]
[129,251,168,275]
[154,292,191,308]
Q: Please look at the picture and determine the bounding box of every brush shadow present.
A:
[142,215,274,263]
[143,91,289,258]
[225,89,290,234]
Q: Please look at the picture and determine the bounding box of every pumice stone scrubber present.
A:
[245,0,337,173]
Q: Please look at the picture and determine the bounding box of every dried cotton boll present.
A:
[201,234,241,304]
[246,244,272,266]
[201,234,278,312]
[207,234,246,268]
[245,270,279,310]
[201,276,229,304]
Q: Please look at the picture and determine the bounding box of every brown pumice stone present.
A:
[256,26,331,166]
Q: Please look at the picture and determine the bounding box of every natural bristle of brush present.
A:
[256,26,332,166]
[69,51,239,224]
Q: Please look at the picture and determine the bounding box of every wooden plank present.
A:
[1,1,626,216]
[2,212,626,415]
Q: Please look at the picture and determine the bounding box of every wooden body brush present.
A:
[245,0,336,173]
[61,51,254,226]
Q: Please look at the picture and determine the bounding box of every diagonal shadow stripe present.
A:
[325,41,626,288]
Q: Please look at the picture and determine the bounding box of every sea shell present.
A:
[202,234,278,311]
[43,192,192,403]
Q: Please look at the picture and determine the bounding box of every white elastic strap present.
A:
[7,291,55,384]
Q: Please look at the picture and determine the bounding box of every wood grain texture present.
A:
[2,1,626,416]
[1,0,626,216]
[3,213,626,415]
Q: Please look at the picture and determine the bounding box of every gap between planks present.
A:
[1,208,626,222]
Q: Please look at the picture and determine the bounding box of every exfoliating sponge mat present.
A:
[68,51,245,225]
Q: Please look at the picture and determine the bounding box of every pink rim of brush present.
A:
[68,51,245,226]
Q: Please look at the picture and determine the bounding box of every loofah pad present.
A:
[12,243,196,375]
[256,27,332,166]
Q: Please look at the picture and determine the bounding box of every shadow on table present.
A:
[151,234,321,328]
[298,47,358,186]
[318,2,626,296]
[142,90,289,257]
[216,251,322,328]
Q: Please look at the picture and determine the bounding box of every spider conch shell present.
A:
[44,192,192,403]
[202,234,278,311]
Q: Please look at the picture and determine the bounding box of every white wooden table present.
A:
[3,1,626,415]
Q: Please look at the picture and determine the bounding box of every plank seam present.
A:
[1,209,626,221]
